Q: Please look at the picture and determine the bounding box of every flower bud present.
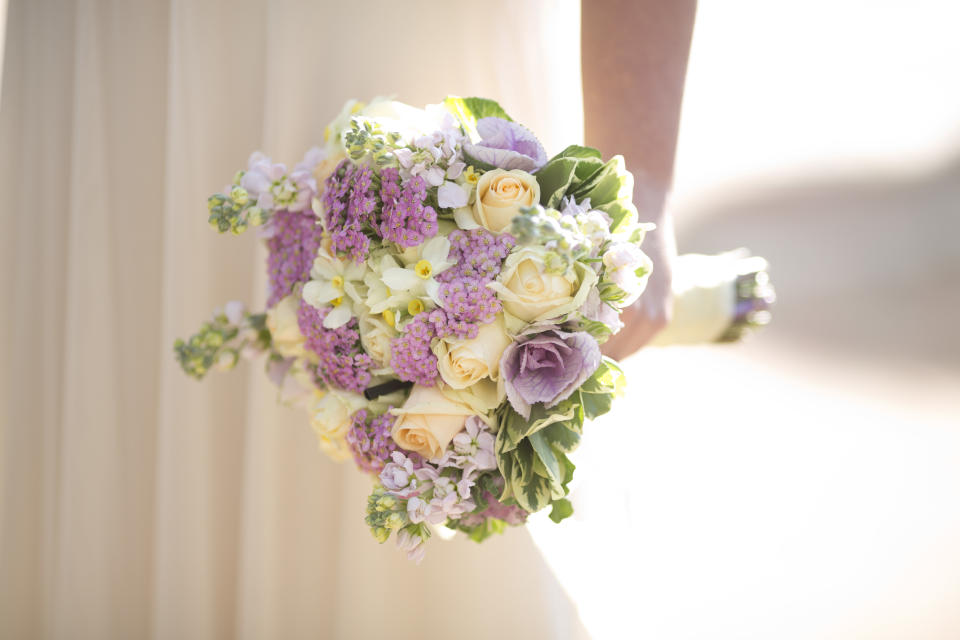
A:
[230,186,249,206]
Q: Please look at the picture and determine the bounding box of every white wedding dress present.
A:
[0,1,594,639]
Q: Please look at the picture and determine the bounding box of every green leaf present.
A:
[539,420,582,453]
[570,155,633,207]
[525,401,579,439]
[553,144,603,160]
[443,96,514,140]
[528,431,562,484]
[580,388,614,420]
[468,517,507,543]
[549,498,574,524]
[461,97,513,121]
[595,199,639,233]
[536,145,607,208]
[536,157,579,209]
[507,441,554,512]
[578,357,626,419]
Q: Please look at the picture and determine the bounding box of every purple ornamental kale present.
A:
[500,327,602,419]
[463,117,548,172]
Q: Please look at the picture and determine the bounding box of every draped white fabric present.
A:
[0,1,590,638]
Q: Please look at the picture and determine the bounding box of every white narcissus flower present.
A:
[380,236,454,308]
[302,247,367,329]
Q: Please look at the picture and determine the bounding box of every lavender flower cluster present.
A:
[266,210,325,307]
[296,300,372,394]
[322,160,377,263]
[346,408,408,473]
[377,168,439,248]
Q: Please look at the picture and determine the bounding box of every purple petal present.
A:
[500,329,602,416]
[463,117,548,171]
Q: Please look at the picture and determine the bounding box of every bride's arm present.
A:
[582,0,697,358]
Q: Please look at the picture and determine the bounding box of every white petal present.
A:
[302,280,341,307]
[310,254,339,280]
[421,236,451,264]
[424,166,446,187]
[437,181,469,209]
[425,280,442,306]
[453,206,480,230]
[382,267,421,291]
[379,255,400,272]
[343,281,364,304]
[344,261,368,282]
[446,162,465,179]
[240,170,271,196]
[323,304,352,329]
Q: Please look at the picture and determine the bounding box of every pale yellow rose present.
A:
[309,390,366,462]
[489,246,599,323]
[358,313,395,369]
[470,169,539,233]
[390,385,473,460]
[266,294,306,358]
[433,315,511,389]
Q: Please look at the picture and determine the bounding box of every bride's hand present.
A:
[601,212,676,361]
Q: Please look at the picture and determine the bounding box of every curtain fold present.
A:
[0,1,590,638]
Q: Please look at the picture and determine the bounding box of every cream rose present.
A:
[358,313,395,369]
[266,294,306,358]
[390,385,473,460]
[309,390,366,462]
[489,246,598,323]
[432,315,511,389]
[313,151,347,206]
[470,169,539,233]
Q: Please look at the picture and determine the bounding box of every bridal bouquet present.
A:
[175,97,654,562]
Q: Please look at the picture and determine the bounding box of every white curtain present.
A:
[0,1,590,638]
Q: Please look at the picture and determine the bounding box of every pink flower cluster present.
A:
[266,210,324,307]
[346,409,406,474]
[322,160,376,262]
[437,228,515,282]
[296,299,372,394]
[377,168,439,248]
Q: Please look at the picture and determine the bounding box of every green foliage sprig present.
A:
[173,307,270,379]
[537,145,639,232]
[494,358,626,517]
[207,172,269,235]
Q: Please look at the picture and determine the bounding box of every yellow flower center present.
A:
[383,309,396,328]
[330,297,344,307]
[331,275,344,289]
[407,299,425,316]
[414,260,433,279]
[464,166,480,185]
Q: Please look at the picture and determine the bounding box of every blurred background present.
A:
[534,3,960,638]
[1,1,959,639]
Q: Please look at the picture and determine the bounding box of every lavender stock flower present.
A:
[500,328,602,419]
[463,117,547,172]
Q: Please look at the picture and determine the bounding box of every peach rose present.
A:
[390,385,473,460]
[432,315,511,389]
[470,169,539,233]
